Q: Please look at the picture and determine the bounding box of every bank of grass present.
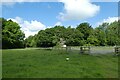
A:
[2,49,118,78]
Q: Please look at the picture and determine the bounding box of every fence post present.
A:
[66,46,71,54]
[80,46,90,54]
[88,46,91,53]
[115,46,120,55]
[80,46,83,54]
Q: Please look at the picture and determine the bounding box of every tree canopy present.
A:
[25,21,120,47]
[1,18,25,49]
[1,17,120,49]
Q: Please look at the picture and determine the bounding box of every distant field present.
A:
[2,48,119,78]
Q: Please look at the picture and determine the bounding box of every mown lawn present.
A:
[2,49,119,78]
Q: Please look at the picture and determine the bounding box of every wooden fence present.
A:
[66,46,91,54]
[80,46,90,54]
[114,46,120,55]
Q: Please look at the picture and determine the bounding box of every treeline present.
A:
[25,21,120,47]
[1,18,120,49]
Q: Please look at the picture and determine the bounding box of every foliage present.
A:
[1,17,120,48]
[25,21,120,47]
[0,18,2,49]
[106,21,120,45]
[25,35,36,47]
[76,22,93,40]
[35,29,57,47]
[1,18,25,49]
[65,29,84,46]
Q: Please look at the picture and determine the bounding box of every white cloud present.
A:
[8,16,22,24]
[58,0,100,21]
[96,17,118,26]
[54,22,62,26]
[22,20,46,31]
[7,17,46,38]
[46,26,52,29]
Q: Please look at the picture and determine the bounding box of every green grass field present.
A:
[2,49,119,78]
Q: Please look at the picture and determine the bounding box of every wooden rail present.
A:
[80,46,90,54]
[114,46,120,55]
[66,46,71,53]
[66,46,91,54]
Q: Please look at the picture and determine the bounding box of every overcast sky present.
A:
[1,0,119,38]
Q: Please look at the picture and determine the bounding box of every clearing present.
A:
[2,48,119,78]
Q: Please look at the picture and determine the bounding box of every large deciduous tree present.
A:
[76,22,93,40]
[35,29,56,47]
[1,18,25,49]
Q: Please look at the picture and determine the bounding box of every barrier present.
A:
[114,46,120,55]
[66,46,71,53]
[80,46,90,54]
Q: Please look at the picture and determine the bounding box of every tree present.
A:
[65,28,84,46]
[25,35,36,47]
[76,22,93,40]
[35,29,56,47]
[94,27,107,46]
[94,21,120,46]
[21,20,120,47]
[1,18,25,49]
[87,34,100,46]
[0,18,2,49]
[106,21,120,45]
